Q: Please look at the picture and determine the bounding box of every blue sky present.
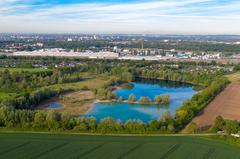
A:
[0,0,240,34]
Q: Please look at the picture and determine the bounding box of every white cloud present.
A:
[0,0,240,34]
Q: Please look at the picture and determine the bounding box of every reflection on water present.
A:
[85,79,197,123]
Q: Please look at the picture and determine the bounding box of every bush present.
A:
[185,122,198,134]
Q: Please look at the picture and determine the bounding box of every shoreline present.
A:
[97,99,170,106]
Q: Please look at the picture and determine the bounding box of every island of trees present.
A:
[116,94,170,105]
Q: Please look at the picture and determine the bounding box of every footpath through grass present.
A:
[0,132,239,159]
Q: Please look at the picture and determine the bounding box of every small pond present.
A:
[48,103,64,109]
[85,79,197,123]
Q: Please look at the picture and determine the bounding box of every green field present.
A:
[226,72,240,83]
[0,133,239,159]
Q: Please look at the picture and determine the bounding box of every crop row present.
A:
[0,139,239,159]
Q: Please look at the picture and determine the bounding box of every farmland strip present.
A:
[160,144,181,159]
[0,142,30,155]
[202,148,215,159]
[77,143,105,158]
[32,142,69,159]
[117,143,143,159]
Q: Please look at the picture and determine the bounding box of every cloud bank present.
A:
[0,0,240,34]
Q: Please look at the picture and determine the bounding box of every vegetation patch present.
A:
[225,72,240,83]
[39,91,96,115]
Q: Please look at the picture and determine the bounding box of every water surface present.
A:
[48,103,64,109]
[85,79,197,123]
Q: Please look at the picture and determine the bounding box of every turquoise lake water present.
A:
[48,103,64,109]
[85,79,197,123]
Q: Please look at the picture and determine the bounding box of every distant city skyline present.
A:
[1,0,240,34]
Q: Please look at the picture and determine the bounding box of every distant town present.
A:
[1,34,240,63]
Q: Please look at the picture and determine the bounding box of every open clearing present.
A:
[225,72,240,83]
[192,83,240,130]
[39,91,96,115]
[38,73,108,115]
[0,132,239,159]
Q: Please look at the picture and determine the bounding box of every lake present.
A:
[48,103,64,109]
[85,79,197,123]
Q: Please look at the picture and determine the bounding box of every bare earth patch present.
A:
[39,91,96,115]
[192,83,240,131]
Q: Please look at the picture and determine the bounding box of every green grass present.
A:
[0,92,20,100]
[49,73,109,91]
[0,68,52,73]
[225,72,240,83]
[0,132,239,159]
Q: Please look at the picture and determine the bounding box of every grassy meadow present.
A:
[225,72,240,83]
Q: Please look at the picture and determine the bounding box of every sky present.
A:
[0,0,240,34]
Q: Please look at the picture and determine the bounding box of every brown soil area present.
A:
[192,83,240,131]
[38,91,96,115]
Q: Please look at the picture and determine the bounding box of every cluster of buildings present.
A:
[115,48,221,60]
[13,48,119,59]
[1,43,44,53]
[11,47,222,61]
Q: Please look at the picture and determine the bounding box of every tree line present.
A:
[211,116,240,135]
[0,106,176,134]
[0,68,83,93]
[117,94,170,105]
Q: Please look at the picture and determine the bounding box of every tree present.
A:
[61,112,73,130]
[128,94,136,103]
[88,117,97,131]
[225,120,239,135]
[185,122,198,134]
[33,111,47,129]
[74,123,88,131]
[138,96,152,105]
[97,117,116,133]
[162,95,170,104]
[212,116,225,132]
[118,96,124,102]
[149,120,159,131]
[159,111,172,123]
[46,110,61,130]
[154,95,162,104]
[0,106,9,126]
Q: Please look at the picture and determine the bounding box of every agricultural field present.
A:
[0,133,239,159]
[193,83,240,130]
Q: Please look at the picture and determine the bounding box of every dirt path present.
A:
[192,83,240,131]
